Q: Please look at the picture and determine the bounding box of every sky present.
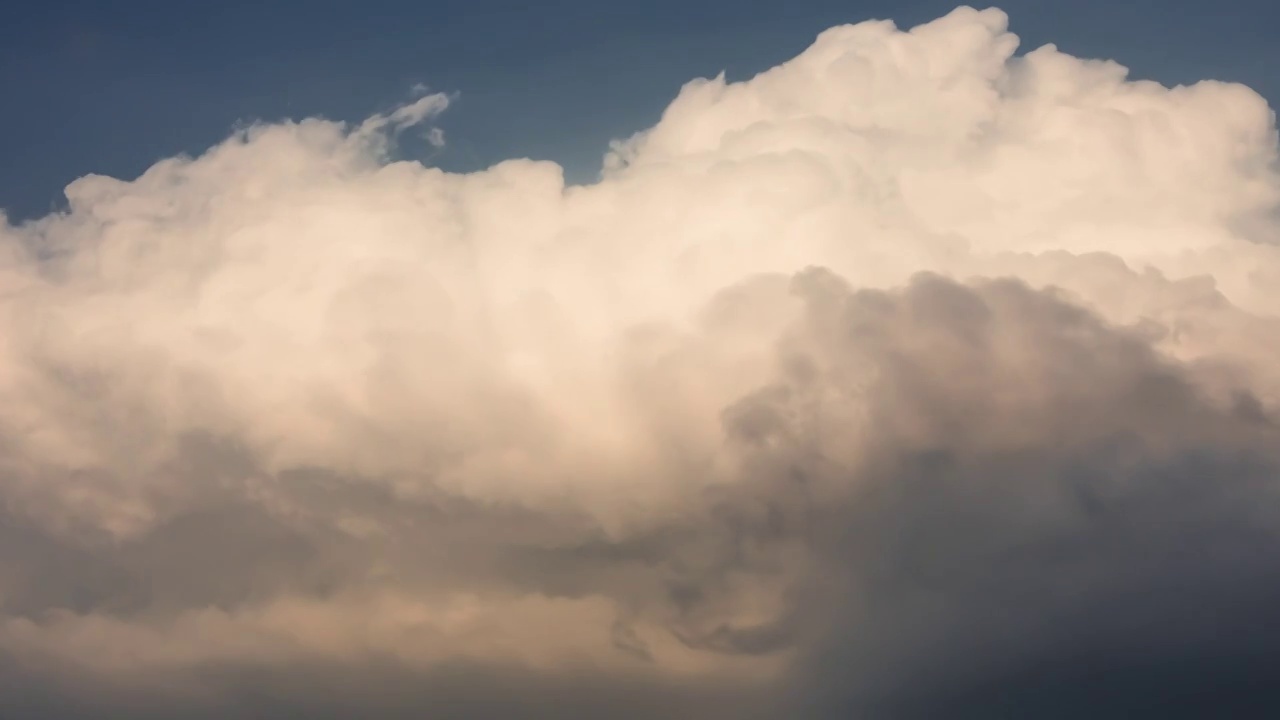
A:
[3,0,1279,221]
[3,2,1280,719]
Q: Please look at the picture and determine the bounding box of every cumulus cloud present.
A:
[2,5,1280,717]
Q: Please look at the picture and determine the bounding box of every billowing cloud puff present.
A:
[1,6,1279,718]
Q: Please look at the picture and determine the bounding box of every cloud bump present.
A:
[1,6,1279,717]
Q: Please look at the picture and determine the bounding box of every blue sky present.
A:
[2,0,1277,221]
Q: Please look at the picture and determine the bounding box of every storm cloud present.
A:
[2,6,1280,717]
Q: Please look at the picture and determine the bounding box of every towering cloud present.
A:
[1,6,1278,717]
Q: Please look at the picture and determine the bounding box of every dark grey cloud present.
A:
[6,269,1279,718]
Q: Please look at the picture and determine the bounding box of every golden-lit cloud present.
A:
[1,6,1279,717]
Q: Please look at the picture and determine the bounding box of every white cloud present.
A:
[1,5,1279,717]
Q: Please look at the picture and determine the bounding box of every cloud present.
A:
[1,4,1280,717]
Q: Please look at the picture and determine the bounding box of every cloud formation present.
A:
[1,5,1279,717]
